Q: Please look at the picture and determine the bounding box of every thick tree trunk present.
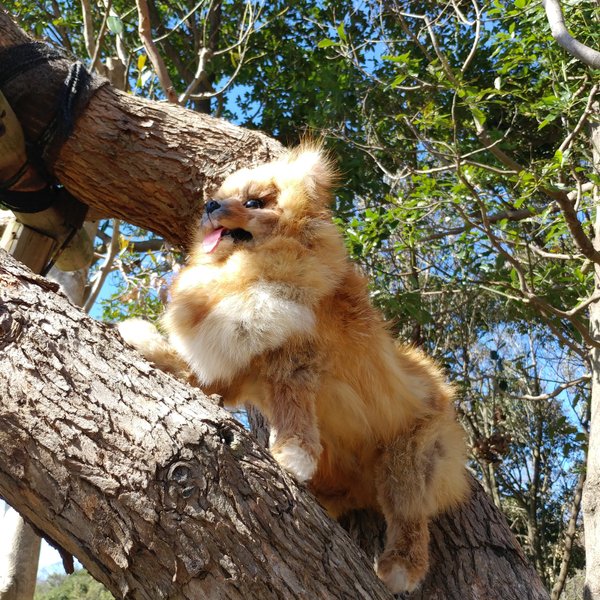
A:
[0,9,550,599]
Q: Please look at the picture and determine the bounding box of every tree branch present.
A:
[558,83,599,153]
[550,468,586,600]
[135,0,178,103]
[473,117,600,264]
[542,0,600,69]
[520,374,591,402]
[83,219,121,313]
[80,0,96,60]
[459,0,481,75]
[0,6,282,247]
[89,0,112,74]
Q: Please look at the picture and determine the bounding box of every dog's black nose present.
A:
[205,200,221,214]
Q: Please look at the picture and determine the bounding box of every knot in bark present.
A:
[166,461,200,501]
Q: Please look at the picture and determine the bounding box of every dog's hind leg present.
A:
[373,420,444,593]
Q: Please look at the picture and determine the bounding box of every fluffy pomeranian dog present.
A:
[119,145,468,593]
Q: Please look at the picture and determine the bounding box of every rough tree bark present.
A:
[0,7,551,599]
[0,249,549,600]
[0,250,391,600]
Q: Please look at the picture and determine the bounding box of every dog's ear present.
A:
[286,144,337,207]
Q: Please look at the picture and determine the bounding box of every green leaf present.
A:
[471,106,487,126]
[336,22,347,43]
[554,149,564,166]
[107,15,124,35]
[391,74,407,88]
[317,38,337,48]
[382,52,411,63]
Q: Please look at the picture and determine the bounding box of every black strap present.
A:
[0,43,108,213]
[0,188,58,213]
[0,161,29,191]
[32,61,96,168]
[0,42,64,87]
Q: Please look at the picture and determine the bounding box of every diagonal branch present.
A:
[135,0,178,103]
[520,375,591,402]
[542,0,600,69]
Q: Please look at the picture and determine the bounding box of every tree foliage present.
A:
[35,570,113,600]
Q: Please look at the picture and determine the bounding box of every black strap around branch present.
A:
[0,43,108,213]
[0,42,64,87]
[0,188,59,213]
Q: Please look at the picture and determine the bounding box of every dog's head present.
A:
[197,145,337,258]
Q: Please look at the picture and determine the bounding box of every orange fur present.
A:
[119,144,468,593]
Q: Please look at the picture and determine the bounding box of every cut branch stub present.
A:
[0,6,283,247]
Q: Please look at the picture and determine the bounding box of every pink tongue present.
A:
[202,228,225,253]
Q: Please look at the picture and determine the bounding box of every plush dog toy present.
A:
[119,145,468,593]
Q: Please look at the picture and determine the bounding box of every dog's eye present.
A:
[244,199,264,209]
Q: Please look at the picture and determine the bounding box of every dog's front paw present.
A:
[375,553,425,595]
[117,318,161,350]
[271,440,318,482]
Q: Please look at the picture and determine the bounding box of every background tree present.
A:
[295,1,597,597]
[34,570,113,600]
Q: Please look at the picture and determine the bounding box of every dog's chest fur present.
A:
[168,279,317,386]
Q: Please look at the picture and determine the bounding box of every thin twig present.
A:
[558,83,599,153]
[80,0,96,59]
[520,375,591,401]
[90,0,112,73]
[84,220,121,313]
[138,0,207,50]
[460,0,481,74]
[528,243,580,261]
[179,47,213,105]
[423,15,460,87]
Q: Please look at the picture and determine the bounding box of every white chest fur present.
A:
[168,282,316,385]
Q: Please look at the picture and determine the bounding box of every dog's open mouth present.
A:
[202,227,253,253]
